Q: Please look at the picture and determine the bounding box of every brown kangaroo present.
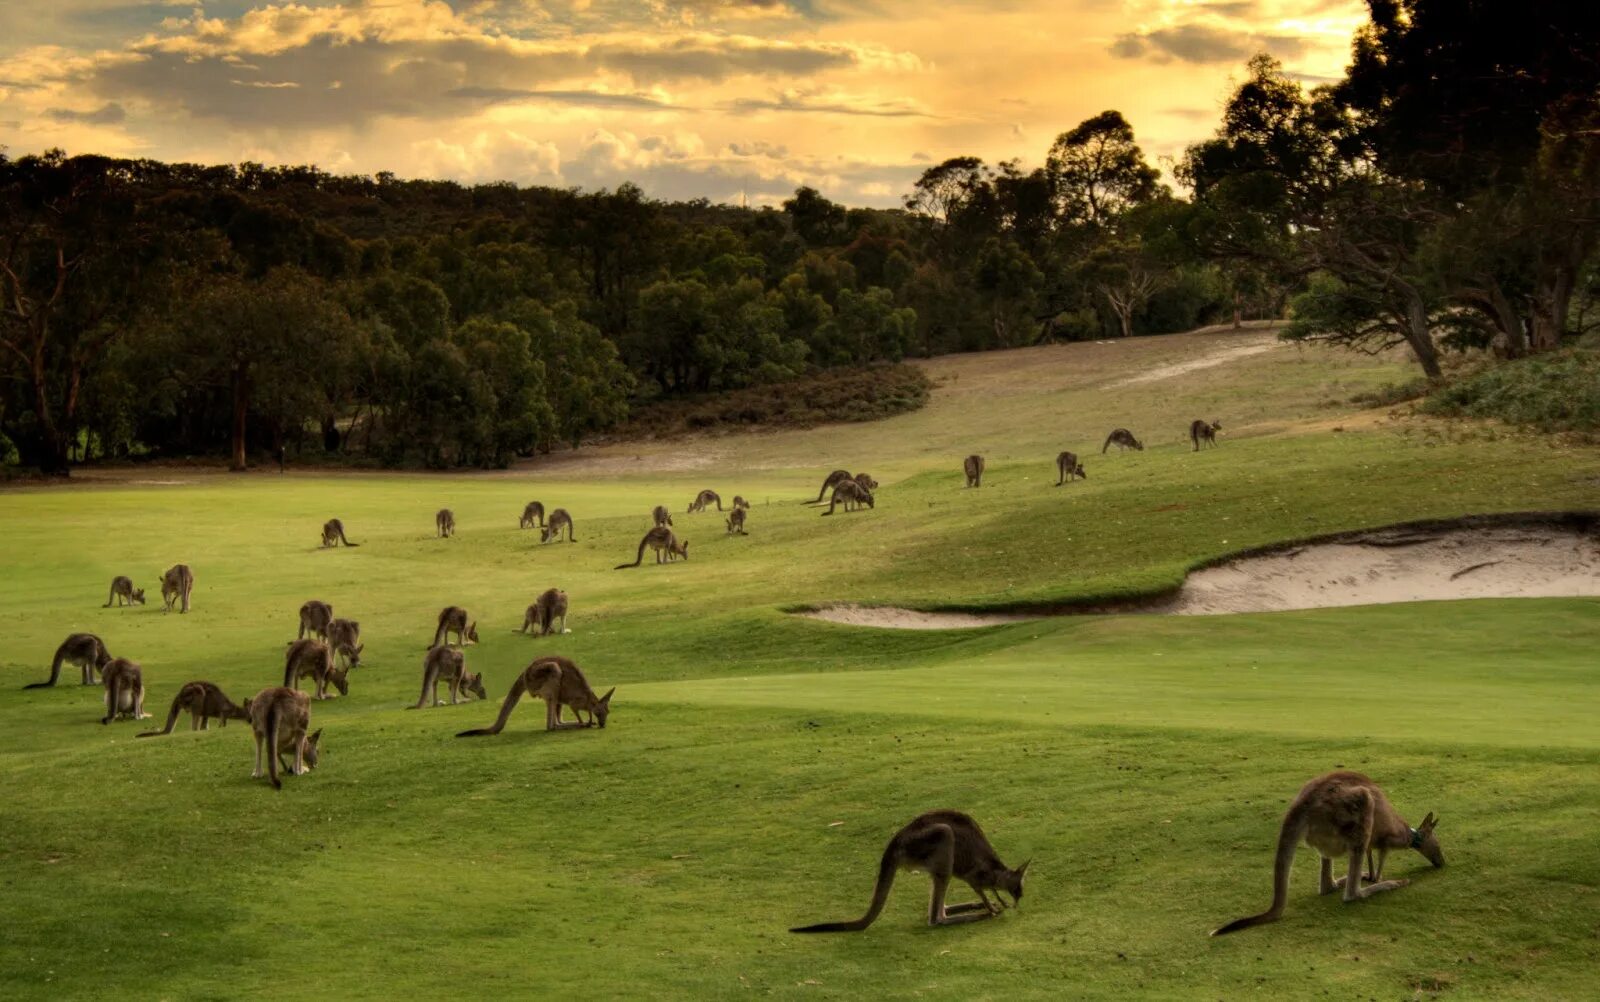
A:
[100,658,149,724]
[521,588,569,635]
[160,563,194,613]
[852,473,879,491]
[436,508,456,538]
[731,495,751,510]
[297,600,334,641]
[284,639,348,700]
[616,527,685,568]
[432,606,479,647]
[726,508,748,535]
[1102,428,1143,453]
[326,618,363,669]
[104,575,145,607]
[321,518,359,547]
[1190,419,1222,451]
[1055,451,1087,486]
[963,455,985,488]
[247,686,320,790]
[1211,771,1444,935]
[822,480,874,516]
[138,681,249,736]
[456,656,613,736]
[652,504,674,528]
[791,811,1028,932]
[541,509,576,543]
[666,538,690,562]
[811,469,852,504]
[520,501,546,529]
[27,633,114,688]
[687,489,724,513]
[411,646,486,708]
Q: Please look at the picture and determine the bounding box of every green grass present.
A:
[2,331,1599,999]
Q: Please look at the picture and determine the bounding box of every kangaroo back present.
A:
[790,845,900,933]
[1211,802,1310,935]
[457,673,529,736]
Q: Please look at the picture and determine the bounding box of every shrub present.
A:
[1422,348,1600,432]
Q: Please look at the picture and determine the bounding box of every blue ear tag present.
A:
[1408,827,1424,848]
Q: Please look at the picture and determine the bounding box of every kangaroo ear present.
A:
[600,687,615,706]
[354,644,364,654]
[1016,859,1031,877]
[309,728,323,746]
[1420,812,1438,832]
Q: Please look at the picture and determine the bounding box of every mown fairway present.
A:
[3,330,1598,1000]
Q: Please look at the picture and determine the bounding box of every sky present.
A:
[0,1,1367,207]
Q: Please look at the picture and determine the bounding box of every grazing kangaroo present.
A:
[521,588,569,635]
[822,480,874,516]
[1102,428,1143,453]
[138,681,248,736]
[541,508,576,543]
[1190,419,1222,451]
[411,646,486,708]
[326,618,363,669]
[436,508,455,538]
[666,538,690,562]
[520,501,546,529]
[433,606,479,647]
[26,633,114,688]
[160,564,194,613]
[616,527,685,568]
[726,508,748,535]
[297,600,334,641]
[963,455,985,488]
[104,575,145,607]
[321,518,359,547]
[687,489,724,514]
[852,473,879,491]
[731,495,751,510]
[100,658,149,724]
[284,639,348,700]
[457,656,614,736]
[812,469,852,504]
[790,811,1028,933]
[1211,771,1444,936]
[1055,451,1087,486]
[652,505,674,528]
[247,686,320,790]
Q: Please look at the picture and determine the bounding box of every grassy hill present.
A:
[3,329,1598,999]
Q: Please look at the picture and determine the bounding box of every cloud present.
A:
[410,129,562,184]
[1112,22,1307,64]
[447,87,680,110]
[44,101,126,124]
[724,88,930,117]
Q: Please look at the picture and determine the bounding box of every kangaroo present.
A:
[811,469,852,504]
[822,480,874,516]
[541,508,576,543]
[1055,451,1087,486]
[138,681,249,736]
[432,606,479,647]
[104,575,145,607]
[1102,428,1143,453]
[731,495,751,510]
[521,588,569,636]
[790,811,1028,933]
[321,518,359,547]
[326,618,363,669]
[520,501,546,529]
[726,508,749,535]
[411,646,486,708]
[159,563,194,613]
[1190,419,1222,451]
[100,658,149,724]
[283,639,348,700]
[296,600,334,641]
[687,489,724,514]
[457,656,614,736]
[652,504,674,528]
[436,508,456,538]
[852,473,879,491]
[666,538,690,562]
[1211,771,1444,936]
[247,686,321,790]
[26,633,114,689]
[963,455,985,488]
[616,527,685,568]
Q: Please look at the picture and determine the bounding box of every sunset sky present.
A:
[0,1,1366,207]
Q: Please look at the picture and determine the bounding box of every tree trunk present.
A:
[1529,264,1574,352]
[31,360,70,475]
[1402,289,1443,380]
[230,362,249,472]
[1232,289,1242,330]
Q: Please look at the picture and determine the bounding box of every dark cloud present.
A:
[448,87,680,110]
[1112,23,1307,65]
[725,91,927,117]
[44,101,126,124]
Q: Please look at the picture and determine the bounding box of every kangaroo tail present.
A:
[283,653,298,689]
[265,701,283,789]
[457,675,527,736]
[431,620,447,648]
[790,846,899,933]
[1211,804,1307,936]
[138,689,188,737]
[340,529,359,546]
[26,647,68,689]
[1102,434,1114,453]
[105,585,116,607]
[615,537,648,569]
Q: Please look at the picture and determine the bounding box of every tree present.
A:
[783,187,848,246]
[1047,111,1163,228]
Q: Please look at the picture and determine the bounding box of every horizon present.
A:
[0,0,1365,209]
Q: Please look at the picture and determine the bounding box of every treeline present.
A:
[2,0,1595,473]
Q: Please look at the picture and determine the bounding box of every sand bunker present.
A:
[798,515,1600,628]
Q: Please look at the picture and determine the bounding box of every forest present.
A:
[3,0,1596,473]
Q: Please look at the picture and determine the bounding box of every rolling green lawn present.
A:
[2,331,1598,1000]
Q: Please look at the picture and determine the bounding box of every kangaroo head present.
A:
[1411,812,1444,867]
[330,667,350,697]
[593,687,615,728]
[302,728,323,769]
[861,491,876,509]
[1075,464,1086,479]
[465,621,480,644]
[1002,859,1029,905]
[347,643,364,668]
[465,672,487,700]
[133,588,146,604]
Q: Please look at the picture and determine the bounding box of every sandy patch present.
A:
[1111,337,1281,387]
[796,516,1600,629]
